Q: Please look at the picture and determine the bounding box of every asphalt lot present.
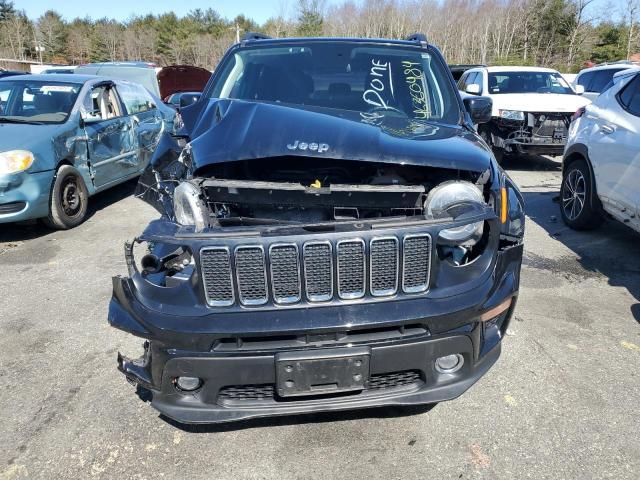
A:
[1,155,638,480]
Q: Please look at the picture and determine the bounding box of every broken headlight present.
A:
[425,181,484,246]
[173,182,208,231]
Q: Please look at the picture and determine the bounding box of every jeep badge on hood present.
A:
[287,140,330,153]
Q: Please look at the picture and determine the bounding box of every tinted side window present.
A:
[590,70,617,93]
[577,71,595,90]
[118,83,155,114]
[617,74,640,116]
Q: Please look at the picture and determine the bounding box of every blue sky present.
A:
[17,0,330,24]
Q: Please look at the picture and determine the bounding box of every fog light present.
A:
[175,376,202,391]
[435,354,464,374]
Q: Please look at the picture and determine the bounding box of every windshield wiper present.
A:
[0,117,46,125]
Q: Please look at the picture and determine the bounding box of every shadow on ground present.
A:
[160,403,438,433]
[0,178,138,243]
[501,154,562,172]
[523,190,640,325]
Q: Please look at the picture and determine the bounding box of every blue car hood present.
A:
[185,99,492,174]
[0,121,80,172]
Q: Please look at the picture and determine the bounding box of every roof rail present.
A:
[405,33,428,44]
[242,32,272,42]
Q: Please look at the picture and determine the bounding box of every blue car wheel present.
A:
[43,165,89,230]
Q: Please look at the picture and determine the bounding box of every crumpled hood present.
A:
[0,122,75,171]
[490,93,590,115]
[186,99,492,173]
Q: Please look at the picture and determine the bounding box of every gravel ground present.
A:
[1,155,638,479]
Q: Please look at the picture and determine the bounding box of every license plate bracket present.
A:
[275,347,370,397]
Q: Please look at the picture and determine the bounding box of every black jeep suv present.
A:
[109,33,525,424]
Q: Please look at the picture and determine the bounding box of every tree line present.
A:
[1,0,639,72]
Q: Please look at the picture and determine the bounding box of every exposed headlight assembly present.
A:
[0,150,34,174]
[499,110,525,121]
[173,182,208,231]
[424,181,485,245]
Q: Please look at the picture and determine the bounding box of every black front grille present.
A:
[367,370,421,390]
[303,242,333,301]
[269,244,301,303]
[0,201,26,215]
[402,235,432,293]
[218,384,275,401]
[200,232,432,307]
[370,237,399,296]
[216,370,422,403]
[337,240,366,299]
[200,248,234,306]
[235,246,268,305]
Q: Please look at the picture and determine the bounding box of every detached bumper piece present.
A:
[120,334,500,424]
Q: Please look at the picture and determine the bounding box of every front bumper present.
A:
[0,170,53,223]
[121,335,502,424]
[489,113,571,155]
[109,236,523,424]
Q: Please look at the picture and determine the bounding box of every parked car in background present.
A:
[449,64,485,82]
[75,62,211,105]
[0,74,170,229]
[458,66,590,160]
[0,69,29,79]
[157,64,211,102]
[561,69,640,233]
[75,62,162,97]
[40,68,77,74]
[111,33,525,424]
[574,62,640,102]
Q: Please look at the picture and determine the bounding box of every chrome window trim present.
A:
[200,246,235,307]
[268,243,302,304]
[402,233,432,294]
[303,240,334,302]
[336,238,366,300]
[234,245,268,306]
[370,236,399,297]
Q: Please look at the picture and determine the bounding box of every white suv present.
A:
[458,66,590,160]
[574,62,640,102]
[561,69,640,233]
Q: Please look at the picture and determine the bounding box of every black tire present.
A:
[42,165,89,230]
[478,126,504,163]
[560,158,603,230]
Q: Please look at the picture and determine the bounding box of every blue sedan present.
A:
[0,74,174,229]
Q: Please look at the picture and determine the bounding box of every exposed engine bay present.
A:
[491,111,572,152]
[172,156,490,227]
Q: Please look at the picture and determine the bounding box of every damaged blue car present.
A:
[0,74,173,229]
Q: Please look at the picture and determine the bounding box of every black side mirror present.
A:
[463,96,492,124]
[179,93,201,108]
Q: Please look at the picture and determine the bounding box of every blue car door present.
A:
[116,82,165,172]
[81,83,138,189]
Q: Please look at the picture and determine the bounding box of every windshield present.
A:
[210,42,460,124]
[488,71,574,95]
[0,80,81,123]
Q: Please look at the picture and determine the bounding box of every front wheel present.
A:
[42,165,89,230]
[560,159,602,230]
[478,126,504,163]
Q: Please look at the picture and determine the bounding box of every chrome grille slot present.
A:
[200,247,234,306]
[402,234,432,293]
[235,246,268,305]
[370,237,399,296]
[269,244,301,304]
[303,242,333,302]
[337,239,366,299]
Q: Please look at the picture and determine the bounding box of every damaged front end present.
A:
[109,115,524,423]
[489,111,573,156]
